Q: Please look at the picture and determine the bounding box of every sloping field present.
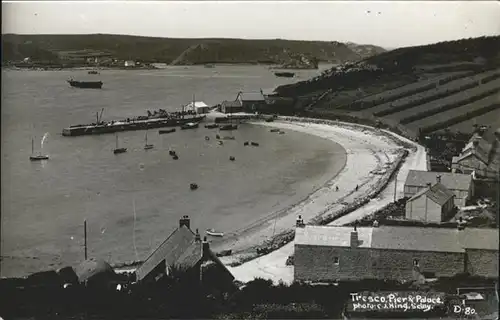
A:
[373,68,500,117]
[406,94,500,135]
[343,72,471,111]
[387,77,500,123]
[446,109,500,134]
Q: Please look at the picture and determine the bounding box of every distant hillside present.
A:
[1,34,385,65]
[363,36,500,70]
[274,36,500,96]
[344,42,387,60]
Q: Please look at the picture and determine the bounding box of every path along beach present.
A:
[219,117,428,283]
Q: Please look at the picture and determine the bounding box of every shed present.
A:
[405,181,455,223]
[221,100,243,114]
[186,101,210,114]
[404,170,473,207]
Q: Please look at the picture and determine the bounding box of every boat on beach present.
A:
[274,71,295,78]
[67,79,103,89]
[206,228,224,237]
[159,128,176,134]
[29,137,49,161]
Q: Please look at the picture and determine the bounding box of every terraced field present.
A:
[386,77,500,122]
[447,108,500,134]
[343,71,471,111]
[340,67,500,139]
[405,94,500,134]
[371,68,500,117]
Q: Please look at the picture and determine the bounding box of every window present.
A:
[334,257,339,265]
[413,259,419,267]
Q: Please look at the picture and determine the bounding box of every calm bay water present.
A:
[1,65,343,277]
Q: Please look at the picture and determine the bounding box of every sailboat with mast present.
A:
[144,131,154,150]
[29,137,49,161]
[113,134,127,154]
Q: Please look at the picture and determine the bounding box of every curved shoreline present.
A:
[112,117,423,273]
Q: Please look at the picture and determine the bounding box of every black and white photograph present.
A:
[1,1,499,319]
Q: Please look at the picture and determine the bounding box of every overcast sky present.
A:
[2,1,499,48]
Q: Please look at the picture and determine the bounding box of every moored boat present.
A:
[251,142,259,146]
[144,131,154,150]
[270,128,280,132]
[190,183,198,190]
[67,79,103,89]
[113,134,127,154]
[206,228,224,237]
[29,137,49,161]
[159,128,176,134]
[181,122,199,130]
[219,124,238,131]
[88,70,100,75]
[205,123,219,129]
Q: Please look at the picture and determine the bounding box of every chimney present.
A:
[296,215,305,228]
[373,220,379,227]
[436,175,442,184]
[195,228,201,242]
[179,215,190,229]
[426,182,432,188]
[473,140,479,147]
[202,236,209,258]
[350,227,359,248]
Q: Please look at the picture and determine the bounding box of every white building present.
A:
[186,101,210,114]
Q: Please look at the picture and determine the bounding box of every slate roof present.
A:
[404,170,472,191]
[295,225,499,253]
[371,226,464,253]
[237,92,266,101]
[222,100,243,108]
[135,226,196,281]
[408,182,455,206]
[295,225,373,248]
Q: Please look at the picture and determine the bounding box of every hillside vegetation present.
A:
[270,36,500,142]
[1,34,385,65]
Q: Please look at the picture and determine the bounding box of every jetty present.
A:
[62,110,205,137]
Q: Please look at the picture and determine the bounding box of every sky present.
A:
[2,1,500,49]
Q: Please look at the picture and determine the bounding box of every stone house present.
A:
[135,216,234,289]
[220,100,243,114]
[294,224,498,283]
[452,132,500,179]
[405,178,455,223]
[236,90,267,113]
[404,170,473,207]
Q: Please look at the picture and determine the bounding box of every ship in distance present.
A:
[67,79,103,89]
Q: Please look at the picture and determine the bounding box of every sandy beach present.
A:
[224,118,428,283]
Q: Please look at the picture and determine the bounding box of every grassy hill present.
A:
[267,36,500,145]
[1,34,385,65]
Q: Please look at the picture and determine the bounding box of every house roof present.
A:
[295,225,498,253]
[135,226,196,281]
[237,92,265,101]
[186,101,209,109]
[371,226,464,253]
[222,100,243,108]
[456,134,493,165]
[404,170,472,191]
[408,182,455,206]
[74,258,116,283]
[295,225,373,248]
[458,228,499,250]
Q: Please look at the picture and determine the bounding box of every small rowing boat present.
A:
[206,228,224,237]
